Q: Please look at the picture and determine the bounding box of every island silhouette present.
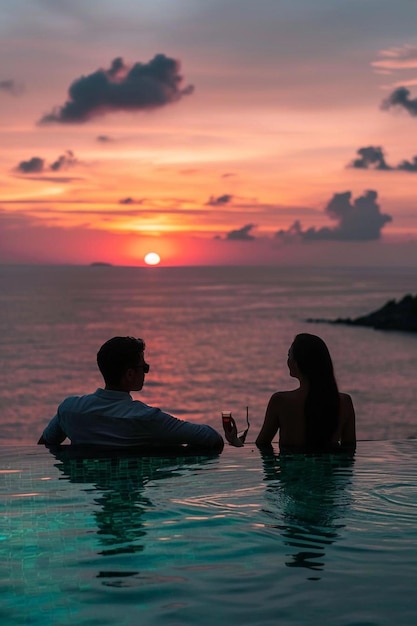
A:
[308,293,417,332]
[90,262,113,267]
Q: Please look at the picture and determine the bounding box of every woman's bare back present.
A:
[256,388,356,448]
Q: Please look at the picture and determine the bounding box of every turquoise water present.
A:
[1,442,416,625]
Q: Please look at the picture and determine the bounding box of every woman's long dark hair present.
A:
[291,333,340,449]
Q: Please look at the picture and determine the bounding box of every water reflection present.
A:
[48,446,217,581]
[260,449,355,579]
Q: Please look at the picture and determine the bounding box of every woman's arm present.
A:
[340,393,356,446]
[256,393,280,446]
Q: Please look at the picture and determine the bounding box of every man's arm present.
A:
[38,413,67,445]
[148,410,224,450]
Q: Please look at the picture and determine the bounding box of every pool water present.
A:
[1,442,416,625]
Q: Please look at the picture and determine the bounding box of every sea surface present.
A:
[0,264,416,445]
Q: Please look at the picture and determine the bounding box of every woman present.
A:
[256,333,356,451]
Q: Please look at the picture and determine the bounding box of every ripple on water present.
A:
[1,443,417,626]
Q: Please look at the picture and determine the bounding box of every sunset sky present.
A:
[1,0,417,266]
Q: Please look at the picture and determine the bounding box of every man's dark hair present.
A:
[97,336,145,386]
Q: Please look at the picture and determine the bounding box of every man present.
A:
[38,336,224,451]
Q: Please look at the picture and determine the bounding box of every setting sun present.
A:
[144,252,161,266]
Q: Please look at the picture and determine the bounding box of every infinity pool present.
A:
[1,442,416,625]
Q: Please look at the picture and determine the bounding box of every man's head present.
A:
[97,336,149,391]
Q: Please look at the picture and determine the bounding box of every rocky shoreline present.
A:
[308,294,417,332]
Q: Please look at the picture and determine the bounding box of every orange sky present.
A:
[1,1,417,266]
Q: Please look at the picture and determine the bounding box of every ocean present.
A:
[0,264,416,445]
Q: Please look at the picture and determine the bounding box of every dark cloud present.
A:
[275,220,304,242]
[38,54,194,124]
[381,86,417,117]
[221,172,236,178]
[15,151,78,175]
[50,150,78,171]
[276,190,392,241]
[96,135,114,142]
[226,224,256,240]
[397,156,417,172]
[16,157,45,173]
[206,194,233,206]
[350,146,391,170]
[0,80,24,95]
[24,176,82,184]
[349,145,417,173]
[118,197,144,205]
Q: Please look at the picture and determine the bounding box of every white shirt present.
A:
[40,388,223,449]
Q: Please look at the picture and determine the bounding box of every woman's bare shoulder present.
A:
[338,393,356,425]
[338,392,356,444]
[269,389,299,402]
[267,390,301,413]
[339,392,354,406]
